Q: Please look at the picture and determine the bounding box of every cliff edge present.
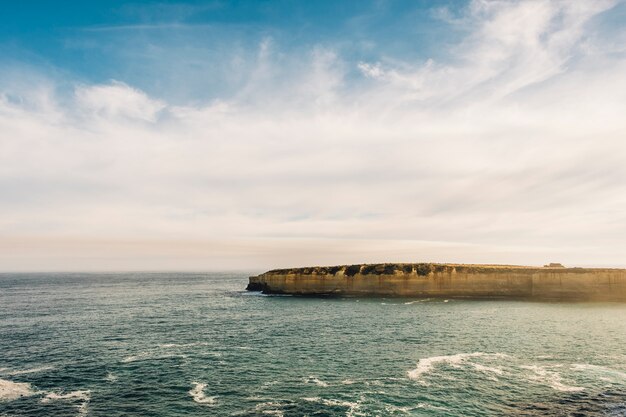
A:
[247,263,626,301]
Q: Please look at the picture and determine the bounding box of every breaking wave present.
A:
[407,352,599,394]
[407,352,509,383]
[41,390,91,416]
[521,365,584,392]
[303,376,329,387]
[122,351,187,363]
[302,396,364,417]
[189,382,217,405]
[403,299,432,305]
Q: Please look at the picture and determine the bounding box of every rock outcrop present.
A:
[247,263,626,301]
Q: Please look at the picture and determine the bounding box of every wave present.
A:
[407,352,508,383]
[0,378,35,401]
[259,410,284,416]
[384,403,450,413]
[189,382,217,405]
[105,372,118,382]
[259,294,293,297]
[303,376,329,387]
[3,366,55,376]
[41,390,91,417]
[302,397,363,417]
[41,390,91,402]
[471,363,505,381]
[521,365,584,392]
[572,364,626,382]
[122,351,187,363]
[158,342,212,349]
[403,299,431,305]
[407,353,589,393]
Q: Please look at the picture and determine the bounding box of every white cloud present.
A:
[74,80,165,122]
[1,0,625,270]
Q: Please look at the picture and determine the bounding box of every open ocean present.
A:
[1,272,626,416]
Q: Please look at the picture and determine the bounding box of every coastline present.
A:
[247,263,626,301]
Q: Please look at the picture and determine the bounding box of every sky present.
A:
[1,0,626,272]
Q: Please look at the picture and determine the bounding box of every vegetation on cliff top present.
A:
[260,263,588,277]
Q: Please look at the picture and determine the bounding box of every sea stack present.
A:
[247,263,626,301]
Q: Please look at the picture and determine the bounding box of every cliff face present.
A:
[247,263,626,301]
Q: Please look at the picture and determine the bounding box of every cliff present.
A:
[246,263,626,301]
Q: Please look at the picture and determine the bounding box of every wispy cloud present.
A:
[1,0,625,270]
[80,23,218,32]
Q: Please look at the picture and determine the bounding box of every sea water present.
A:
[1,272,625,416]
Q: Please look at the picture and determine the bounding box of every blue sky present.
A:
[1,1,466,102]
[1,1,626,271]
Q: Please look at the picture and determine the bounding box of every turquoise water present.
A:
[1,273,626,416]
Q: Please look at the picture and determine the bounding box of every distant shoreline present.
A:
[247,263,626,301]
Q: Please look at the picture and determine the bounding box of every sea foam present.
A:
[403,299,431,305]
[4,366,55,376]
[41,390,91,417]
[189,382,217,405]
[302,397,363,416]
[158,342,212,349]
[303,376,329,387]
[41,390,91,402]
[122,351,187,363]
[0,378,35,401]
[105,372,118,382]
[521,365,584,392]
[407,352,508,383]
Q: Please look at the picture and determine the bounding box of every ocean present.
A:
[1,272,625,416]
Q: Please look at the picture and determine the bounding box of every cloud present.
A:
[357,0,619,105]
[1,0,625,270]
[74,81,165,122]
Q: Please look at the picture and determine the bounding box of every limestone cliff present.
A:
[247,263,626,301]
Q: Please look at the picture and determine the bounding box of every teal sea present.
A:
[1,273,626,416]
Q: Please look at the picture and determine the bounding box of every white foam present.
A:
[404,299,431,305]
[407,352,509,383]
[5,366,55,376]
[41,390,91,417]
[302,396,321,402]
[159,343,183,348]
[471,363,504,377]
[384,404,412,414]
[158,342,211,349]
[41,390,91,402]
[255,401,284,416]
[0,378,35,401]
[189,382,217,405]
[303,376,329,387]
[522,365,584,392]
[385,403,449,413]
[261,410,284,416]
[122,351,186,363]
[301,397,364,416]
[105,372,118,382]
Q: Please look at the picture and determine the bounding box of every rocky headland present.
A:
[247,263,626,301]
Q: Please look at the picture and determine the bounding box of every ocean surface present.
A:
[1,273,626,417]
